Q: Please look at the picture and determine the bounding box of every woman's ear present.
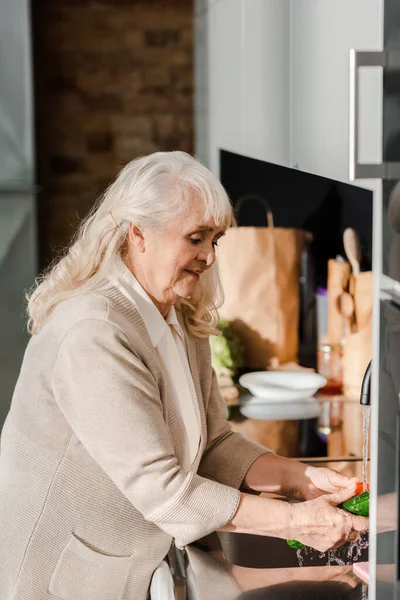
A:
[128,223,145,253]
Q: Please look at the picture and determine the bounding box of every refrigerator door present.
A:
[375,2,400,597]
[349,4,400,598]
[374,298,400,597]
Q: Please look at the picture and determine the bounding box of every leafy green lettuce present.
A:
[210,319,244,377]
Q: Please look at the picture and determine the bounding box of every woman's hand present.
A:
[290,486,369,552]
[296,466,359,501]
[221,485,368,553]
[243,454,361,502]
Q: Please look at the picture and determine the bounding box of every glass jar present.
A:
[318,395,343,436]
[317,342,343,395]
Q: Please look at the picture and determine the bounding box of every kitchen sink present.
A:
[217,457,369,569]
[217,530,369,569]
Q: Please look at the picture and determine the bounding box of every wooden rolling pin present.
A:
[354,271,373,331]
[327,259,351,344]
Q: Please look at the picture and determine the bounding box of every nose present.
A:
[198,242,216,267]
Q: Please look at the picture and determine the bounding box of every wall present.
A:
[32,0,194,267]
[0,0,36,426]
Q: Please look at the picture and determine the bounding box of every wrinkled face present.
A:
[128,197,226,314]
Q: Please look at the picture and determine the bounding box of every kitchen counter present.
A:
[225,387,369,470]
[190,387,371,598]
[179,534,368,600]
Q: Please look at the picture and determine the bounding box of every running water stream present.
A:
[294,405,371,571]
[362,406,371,491]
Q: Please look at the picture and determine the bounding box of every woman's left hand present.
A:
[297,466,358,501]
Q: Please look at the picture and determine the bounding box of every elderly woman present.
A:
[0,151,367,600]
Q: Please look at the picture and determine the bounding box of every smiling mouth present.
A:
[185,270,200,280]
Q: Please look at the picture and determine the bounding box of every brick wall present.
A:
[32,0,194,267]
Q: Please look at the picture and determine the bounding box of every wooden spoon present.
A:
[338,291,356,334]
[343,228,361,278]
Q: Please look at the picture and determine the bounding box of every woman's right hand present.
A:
[289,486,369,552]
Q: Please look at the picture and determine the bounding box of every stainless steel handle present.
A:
[380,274,400,304]
[349,49,400,180]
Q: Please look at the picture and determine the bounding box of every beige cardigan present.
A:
[0,282,268,600]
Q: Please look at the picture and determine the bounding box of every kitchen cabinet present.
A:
[240,0,291,171]
[207,0,244,174]
[195,0,291,174]
[291,0,383,190]
[195,0,383,190]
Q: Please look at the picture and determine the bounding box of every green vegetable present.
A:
[340,491,369,517]
[287,491,370,550]
[210,319,244,377]
[287,539,305,549]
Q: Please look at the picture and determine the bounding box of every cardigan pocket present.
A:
[49,533,133,600]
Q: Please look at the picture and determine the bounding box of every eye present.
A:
[212,241,219,248]
[189,238,202,245]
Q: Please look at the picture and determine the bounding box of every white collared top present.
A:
[107,261,201,465]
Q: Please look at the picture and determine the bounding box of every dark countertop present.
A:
[180,532,369,600]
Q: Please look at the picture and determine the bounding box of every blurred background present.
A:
[33,0,194,266]
[0,0,194,425]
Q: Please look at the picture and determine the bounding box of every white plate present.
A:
[238,371,327,402]
[239,398,321,421]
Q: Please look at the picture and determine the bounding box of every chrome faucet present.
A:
[360,360,372,406]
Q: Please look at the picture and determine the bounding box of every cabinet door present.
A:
[291,0,383,188]
[208,0,244,174]
[199,0,291,175]
[242,0,291,167]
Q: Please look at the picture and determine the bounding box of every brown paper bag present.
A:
[217,195,309,368]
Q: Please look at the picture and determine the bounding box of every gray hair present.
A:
[27,151,233,337]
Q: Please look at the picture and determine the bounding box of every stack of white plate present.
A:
[238,371,326,420]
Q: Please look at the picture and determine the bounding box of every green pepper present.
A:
[340,491,369,517]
